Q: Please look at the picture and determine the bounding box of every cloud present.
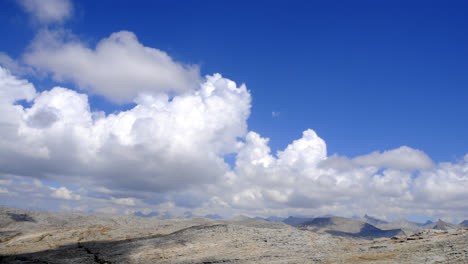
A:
[24,30,200,103]
[0,179,12,186]
[1,63,467,220]
[94,207,118,214]
[226,130,365,210]
[17,0,73,24]
[59,204,87,212]
[95,187,112,194]
[0,53,35,76]
[0,66,250,199]
[413,159,468,204]
[51,186,81,200]
[0,66,36,104]
[0,23,466,221]
[216,128,468,220]
[111,197,137,206]
[353,146,434,170]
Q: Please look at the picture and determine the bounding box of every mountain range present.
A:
[276,214,464,238]
[138,210,464,238]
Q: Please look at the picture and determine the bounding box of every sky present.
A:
[0,0,467,222]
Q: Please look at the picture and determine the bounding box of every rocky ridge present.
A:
[298,216,404,239]
[1,207,467,263]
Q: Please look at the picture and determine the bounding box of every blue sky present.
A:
[0,0,467,221]
[1,0,467,161]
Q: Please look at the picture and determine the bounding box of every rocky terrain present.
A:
[1,207,467,263]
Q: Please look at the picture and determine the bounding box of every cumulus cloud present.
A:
[0,66,36,103]
[1,61,467,219]
[413,159,468,205]
[0,66,250,198]
[51,186,80,200]
[226,130,367,210]
[0,24,466,221]
[111,197,137,206]
[17,0,73,24]
[212,128,468,220]
[24,30,200,103]
[353,146,434,170]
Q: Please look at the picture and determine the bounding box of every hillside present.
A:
[299,216,404,239]
[0,207,467,263]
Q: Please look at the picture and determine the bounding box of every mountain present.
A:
[300,216,364,233]
[328,223,404,239]
[254,216,286,222]
[459,220,468,227]
[265,216,286,222]
[377,218,458,235]
[204,214,223,219]
[378,219,425,235]
[282,216,315,227]
[300,216,404,239]
[363,214,388,225]
[423,220,434,226]
[133,211,159,218]
[429,219,458,230]
[351,215,361,219]
[231,215,251,221]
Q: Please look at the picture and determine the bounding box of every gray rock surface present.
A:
[1,207,467,263]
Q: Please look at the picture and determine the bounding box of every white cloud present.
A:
[413,159,468,204]
[0,65,250,197]
[0,179,12,186]
[370,170,412,197]
[95,187,112,194]
[94,207,118,214]
[0,53,35,76]
[0,187,8,193]
[1,60,466,219]
[276,129,327,168]
[73,204,88,212]
[218,128,468,220]
[353,146,434,170]
[0,24,466,221]
[17,0,73,24]
[227,130,365,210]
[111,197,137,206]
[51,187,81,200]
[0,66,36,104]
[24,30,200,103]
